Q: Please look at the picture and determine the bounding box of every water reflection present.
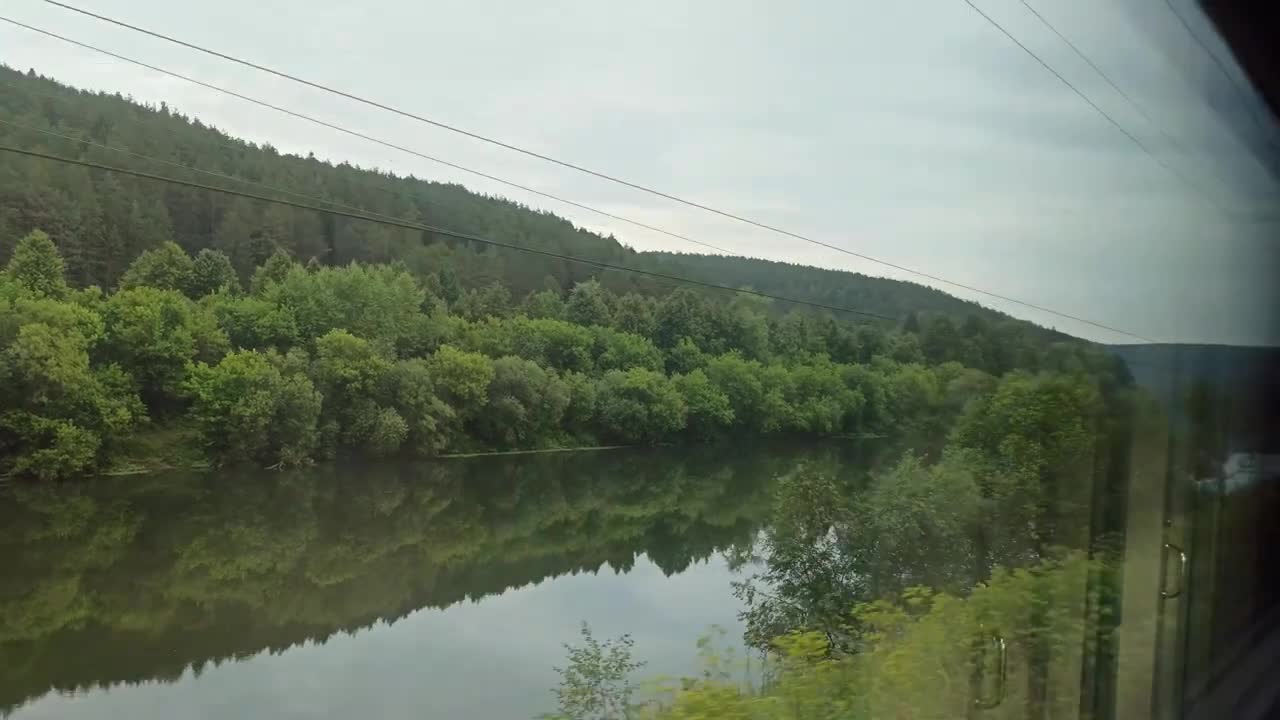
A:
[0,441,895,718]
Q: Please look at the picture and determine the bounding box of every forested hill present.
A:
[0,64,1034,330]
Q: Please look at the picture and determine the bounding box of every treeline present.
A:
[1,64,1044,330]
[0,229,1123,479]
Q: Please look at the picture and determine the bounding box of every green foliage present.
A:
[5,230,67,299]
[311,330,397,452]
[427,345,495,419]
[673,370,734,439]
[100,287,227,405]
[596,369,687,444]
[665,337,707,376]
[473,356,570,448]
[566,279,615,328]
[206,293,300,351]
[386,358,453,456]
[184,349,321,466]
[702,353,767,431]
[562,371,600,441]
[187,248,240,298]
[0,291,144,478]
[593,327,664,373]
[249,249,295,295]
[613,293,656,337]
[524,289,566,320]
[642,550,1108,720]
[654,289,712,350]
[118,241,194,293]
[262,263,425,349]
[546,623,645,720]
[455,281,513,321]
[0,77,1133,475]
[0,413,100,480]
[781,360,863,434]
[0,235,1130,475]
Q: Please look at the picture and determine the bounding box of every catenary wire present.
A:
[0,17,731,255]
[0,117,472,222]
[2,136,1170,353]
[24,3,1156,342]
[1158,0,1280,154]
[1019,0,1258,209]
[963,0,1232,217]
[0,144,904,323]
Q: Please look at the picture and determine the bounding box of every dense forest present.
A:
[0,65,1069,331]
[0,65,1138,480]
[0,227,1126,479]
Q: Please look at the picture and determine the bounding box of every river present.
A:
[0,441,892,719]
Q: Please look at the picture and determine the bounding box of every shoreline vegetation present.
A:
[0,229,1130,482]
[0,67,1135,483]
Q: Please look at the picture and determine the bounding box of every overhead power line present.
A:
[963,0,1234,218]
[1019,0,1248,204]
[0,18,729,256]
[1158,0,1280,154]
[0,144,900,322]
[29,2,1155,342]
[0,117,449,221]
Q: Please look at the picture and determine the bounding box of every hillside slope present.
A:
[0,64,1031,330]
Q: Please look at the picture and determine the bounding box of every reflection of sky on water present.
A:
[10,554,743,720]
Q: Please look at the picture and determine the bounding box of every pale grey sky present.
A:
[1,0,1277,344]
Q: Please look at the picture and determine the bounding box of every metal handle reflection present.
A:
[1161,542,1188,599]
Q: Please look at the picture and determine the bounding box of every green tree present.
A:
[117,241,194,292]
[612,292,655,337]
[592,327,663,372]
[5,230,68,299]
[100,287,228,406]
[206,294,300,351]
[595,368,686,444]
[262,263,425,348]
[703,353,766,432]
[673,370,734,439]
[664,337,707,375]
[561,371,599,441]
[522,289,565,320]
[187,248,240,298]
[472,356,570,448]
[311,330,395,451]
[783,361,864,434]
[921,315,961,365]
[249,248,295,295]
[546,623,645,720]
[565,279,615,328]
[654,288,711,349]
[184,350,320,466]
[0,297,143,479]
[387,358,453,456]
[455,282,512,321]
[426,345,495,419]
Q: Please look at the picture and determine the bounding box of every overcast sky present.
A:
[2,0,1277,344]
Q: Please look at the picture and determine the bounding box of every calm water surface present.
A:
[1,442,889,719]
